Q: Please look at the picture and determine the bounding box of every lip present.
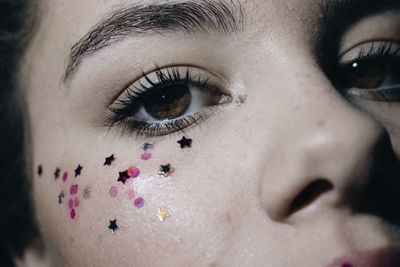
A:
[326,246,400,267]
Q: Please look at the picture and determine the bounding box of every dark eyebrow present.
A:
[316,0,400,72]
[64,0,243,81]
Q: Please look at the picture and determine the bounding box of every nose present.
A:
[257,73,388,223]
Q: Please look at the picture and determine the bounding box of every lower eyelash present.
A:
[108,111,211,138]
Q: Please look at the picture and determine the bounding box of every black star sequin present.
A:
[74,164,83,177]
[177,136,192,149]
[104,154,116,166]
[37,165,43,177]
[54,168,60,179]
[58,191,64,204]
[142,142,154,151]
[159,164,173,177]
[117,170,130,184]
[108,219,118,233]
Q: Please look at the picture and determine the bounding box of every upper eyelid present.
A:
[108,65,228,105]
[338,40,400,63]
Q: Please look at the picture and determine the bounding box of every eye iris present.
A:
[347,60,385,89]
[143,84,191,120]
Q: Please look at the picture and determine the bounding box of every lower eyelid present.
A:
[347,86,400,102]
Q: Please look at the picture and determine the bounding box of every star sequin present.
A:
[104,154,116,166]
[54,168,60,179]
[58,191,65,204]
[177,136,192,149]
[37,165,43,176]
[142,142,154,151]
[74,164,83,177]
[156,208,170,222]
[117,170,130,184]
[108,219,118,233]
[159,164,173,177]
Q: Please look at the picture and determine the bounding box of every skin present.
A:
[18,0,400,266]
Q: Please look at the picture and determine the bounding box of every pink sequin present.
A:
[128,166,140,178]
[109,186,118,198]
[141,152,152,161]
[62,172,68,182]
[68,198,74,209]
[74,197,80,207]
[134,197,144,208]
[128,190,135,200]
[70,208,76,219]
[70,184,79,195]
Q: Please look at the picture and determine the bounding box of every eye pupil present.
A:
[143,84,191,120]
[346,59,385,89]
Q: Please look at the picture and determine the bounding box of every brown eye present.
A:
[143,84,191,120]
[345,59,386,89]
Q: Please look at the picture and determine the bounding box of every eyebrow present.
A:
[64,0,243,81]
[316,0,400,71]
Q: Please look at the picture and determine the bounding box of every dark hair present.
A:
[0,0,40,266]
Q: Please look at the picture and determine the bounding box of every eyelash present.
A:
[338,41,400,101]
[105,66,222,138]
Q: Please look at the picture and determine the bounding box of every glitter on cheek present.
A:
[134,197,145,208]
[74,197,80,207]
[109,186,118,198]
[128,166,140,178]
[70,184,79,195]
[127,190,135,200]
[62,172,69,182]
[68,198,74,209]
[140,153,152,161]
[70,209,76,219]
[83,186,91,199]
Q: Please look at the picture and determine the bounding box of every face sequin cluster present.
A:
[38,136,193,232]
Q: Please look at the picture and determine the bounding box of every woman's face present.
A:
[22,0,400,266]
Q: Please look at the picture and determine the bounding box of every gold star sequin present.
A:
[156,208,170,222]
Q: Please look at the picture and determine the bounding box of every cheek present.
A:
[31,135,250,266]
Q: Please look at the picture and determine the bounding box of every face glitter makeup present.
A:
[58,191,65,204]
[108,219,118,233]
[68,198,74,209]
[37,165,43,176]
[83,186,91,199]
[104,154,116,166]
[128,190,135,200]
[62,171,68,182]
[74,165,83,177]
[74,197,80,207]
[159,164,173,177]
[54,168,60,179]
[142,142,154,151]
[70,184,79,195]
[134,197,145,208]
[156,208,170,222]
[177,136,192,149]
[70,209,76,219]
[128,166,140,178]
[117,170,130,184]
[140,152,152,161]
[109,186,118,198]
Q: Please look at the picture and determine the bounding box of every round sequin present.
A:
[134,197,144,208]
[128,190,135,200]
[70,208,76,219]
[70,184,79,195]
[109,186,118,198]
[62,172,69,182]
[141,152,152,161]
[128,166,140,178]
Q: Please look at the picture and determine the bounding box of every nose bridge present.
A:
[257,72,384,222]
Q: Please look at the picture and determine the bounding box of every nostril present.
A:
[287,179,333,216]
